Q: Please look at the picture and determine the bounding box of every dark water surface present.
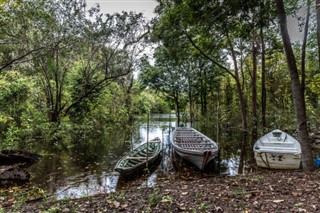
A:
[27,114,241,199]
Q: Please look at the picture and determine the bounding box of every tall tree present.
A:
[274,0,314,171]
[1,0,149,123]
[316,0,320,68]
[139,48,188,125]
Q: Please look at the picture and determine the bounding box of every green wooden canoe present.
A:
[114,137,162,177]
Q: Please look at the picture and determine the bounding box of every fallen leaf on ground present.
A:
[113,201,120,208]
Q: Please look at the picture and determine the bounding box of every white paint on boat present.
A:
[171,127,219,170]
[253,129,301,169]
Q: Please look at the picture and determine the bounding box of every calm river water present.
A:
[27,114,241,199]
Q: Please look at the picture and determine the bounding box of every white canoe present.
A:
[253,129,301,169]
[171,127,219,170]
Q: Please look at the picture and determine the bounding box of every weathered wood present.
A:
[127,157,147,160]
[0,165,30,187]
[0,150,41,187]
[0,150,41,167]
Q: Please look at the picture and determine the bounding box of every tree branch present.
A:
[0,46,45,72]
[184,31,236,79]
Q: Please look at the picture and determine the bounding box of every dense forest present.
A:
[1,0,320,174]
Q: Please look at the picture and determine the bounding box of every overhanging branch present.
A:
[184,31,236,79]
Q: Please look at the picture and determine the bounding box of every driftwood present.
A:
[0,150,41,167]
[0,165,30,186]
[0,150,41,187]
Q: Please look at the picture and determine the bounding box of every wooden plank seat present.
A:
[127,157,147,160]
[182,147,216,150]
[176,141,211,144]
[178,144,215,147]
[177,142,214,145]
[175,138,203,141]
[175,136,204,138]
[176,142,214,145]
[128,160,141,164]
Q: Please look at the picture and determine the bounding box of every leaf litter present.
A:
[3,169,320,212]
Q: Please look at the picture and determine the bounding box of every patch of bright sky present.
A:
[86,0,157,20]
[86,0,304,42]
[86,0,158,66]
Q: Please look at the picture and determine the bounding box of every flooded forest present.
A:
[1,0,320,212]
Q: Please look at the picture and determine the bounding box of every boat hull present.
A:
[254,152,301,169]
[174,147,216,170]
[114,137,162,177]
[115,154,161,177]
[171,127,218,170]
[253,129,301,169]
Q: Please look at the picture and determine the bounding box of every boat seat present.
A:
[127,157,147,160]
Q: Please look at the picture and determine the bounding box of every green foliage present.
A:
[0,0,152,151]
[0,0,320,157]
[229,188,248,198]
[148,187,160,206]
[109,191,126,202]
[42,206,62,213]
[1,123,21,149]
[161,195,173,204]
[133,90,170,114]
[0,71,31,125]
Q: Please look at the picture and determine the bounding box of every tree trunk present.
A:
[275,0,314,171]
[251,37,258,131]
[175,93,181,126]
[301,0,310,97]
[317,0,320,68]
[227,34,248,131]
[188,77,193,127]
[260,26,267,128]
[227,34,248,174]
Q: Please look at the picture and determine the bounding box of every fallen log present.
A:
[0,150,41,167]
[0,165,30,187]
[0,150,41,187]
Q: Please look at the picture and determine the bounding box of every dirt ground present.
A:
[2,167,320,213]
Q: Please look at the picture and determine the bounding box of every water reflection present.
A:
[28,114,241,199]
[55,173,119,199]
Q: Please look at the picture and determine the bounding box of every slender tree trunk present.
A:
[251,35,258,164]
[227,34,248,174]
[227,34,248,131]
[260,26,267,128]
[200,76,207,116]
[301,0,310,97]
[188,77,193,127]
[216,90,220,143]
[275,0,314,171]
[251,37,258,131]
[175,93,180,126]
[317,0,320,68]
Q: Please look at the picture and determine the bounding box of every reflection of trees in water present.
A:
[28,114,251,199]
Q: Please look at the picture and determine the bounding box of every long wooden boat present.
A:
[114,137,162,177]
[171,127,219,170]
[253,129,301,169]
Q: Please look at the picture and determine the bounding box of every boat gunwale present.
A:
[172,128,218,154]
[114,137,162,173]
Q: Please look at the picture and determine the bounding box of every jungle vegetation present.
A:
[0,0,320,171]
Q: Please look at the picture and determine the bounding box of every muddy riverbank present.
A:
[3,168,320,212]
